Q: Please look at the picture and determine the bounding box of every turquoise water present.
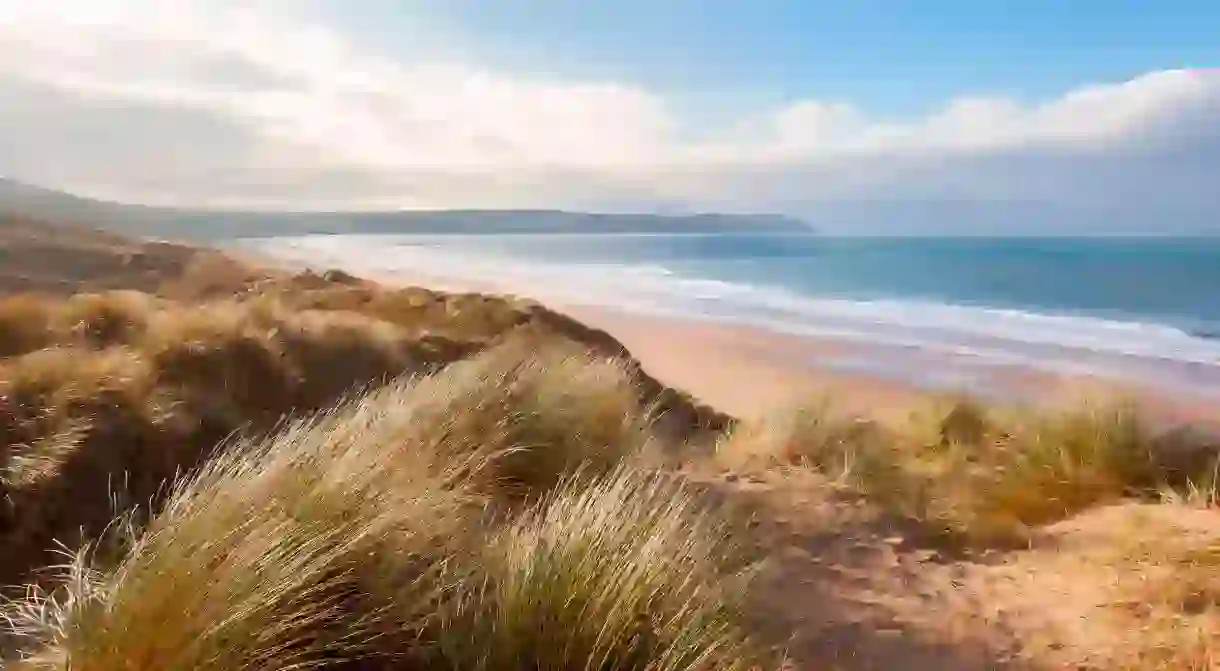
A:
[244,233,1220,396]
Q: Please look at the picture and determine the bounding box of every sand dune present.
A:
[0,214,203,295]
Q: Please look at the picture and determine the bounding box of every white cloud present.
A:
[0,0,1218,232]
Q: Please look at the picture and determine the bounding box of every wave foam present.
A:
[239,235,1220,395]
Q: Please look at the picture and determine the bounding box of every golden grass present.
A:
[440,467,766,671]
[6,254,1220,670]
[2,356,768,671]
[0,294,431,586]
[717,395,895,483]
[724,394,1220,545]
[1121,530,1220,670]
[51,291,160,349]
[0,270,726,588]
[247,280,535,343]
[398,341,653,499]
[1,384,480,670]
[969,503,1220,670]
[0,295,55,358]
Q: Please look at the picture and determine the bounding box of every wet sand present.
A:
[566,305,1220,427]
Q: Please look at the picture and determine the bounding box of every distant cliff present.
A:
[0,179,812,242]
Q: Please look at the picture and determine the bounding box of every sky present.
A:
[1,0,1219,233]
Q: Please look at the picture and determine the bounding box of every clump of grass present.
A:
[0,347,173,583]
[51,291,159,349]
[441,466,769,671]
[961,401,1160,534]
[732,394,1219,544]
[276,308,459,405]
[399,340,655,499]
[139,301,303,423]
[905,398,1197,543]
[0,295,55,357]
[3,374,768,671]
[0,297,457,587]
[254,282,532,343]
[717,396,894,482]
[1,384,480,670]
[157,251,272,301]
[0,346,158,443]
[1063,505,1220,670]
[0,292,162,358]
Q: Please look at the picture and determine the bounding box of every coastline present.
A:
[564,305,1220,427]
[304,260,1219,428]
[220,233,1217,427]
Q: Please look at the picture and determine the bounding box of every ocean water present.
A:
[240,233,1220,398]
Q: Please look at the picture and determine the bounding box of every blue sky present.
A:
[338,0,1220,117]
[1,0,1219,232]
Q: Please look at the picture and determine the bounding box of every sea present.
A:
[239,233,1220,399]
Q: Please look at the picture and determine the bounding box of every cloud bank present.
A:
[1,1,1218,233]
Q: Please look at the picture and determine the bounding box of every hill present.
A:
[0,178,812,242]
[0,213,207,295]
[0,218,728,590]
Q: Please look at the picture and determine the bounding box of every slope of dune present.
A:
[1,215,1218,671]
[0,214,203,295]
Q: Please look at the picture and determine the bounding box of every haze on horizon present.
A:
[1,0,1219,235]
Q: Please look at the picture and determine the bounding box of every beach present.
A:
[566,305,941,420]
[237,234,1220,428]
[6,226,1219,670]
[360,263,1220,428]
[567,305,1220,428]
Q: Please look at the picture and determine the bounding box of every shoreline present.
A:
[564,305,1220,427]
[234,245,1220,427]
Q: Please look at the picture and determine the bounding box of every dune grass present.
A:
[6,259,1220,670]
[722,393,1220,544]
[0,271,727,588]
[441,467,764,671]
[1,352,769,671]
[1,387,483,670]
[397,341,655,499]
[979,503,1220,670]
[1122,525,1220,670]
[0,295,56,358]
[0,292,433,586]
[716,395,897,483]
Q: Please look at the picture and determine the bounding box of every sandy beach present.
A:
[6,230,1219,670]
[564,305,1220,426]
[347,260,1219,428]
[565,306,936,421]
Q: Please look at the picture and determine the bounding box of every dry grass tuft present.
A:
[0,291,164,357]
[0,267,723,588]
[954,401,1160,536]
[728,394,1220,544]
[51,291,159,349]
[1,384,481,670]
[0,295,56,358]
[441,466,769,671]
[0,297,440,586]
[717,395,894,483]
[3,375,767,671]
[398,340,655,500]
